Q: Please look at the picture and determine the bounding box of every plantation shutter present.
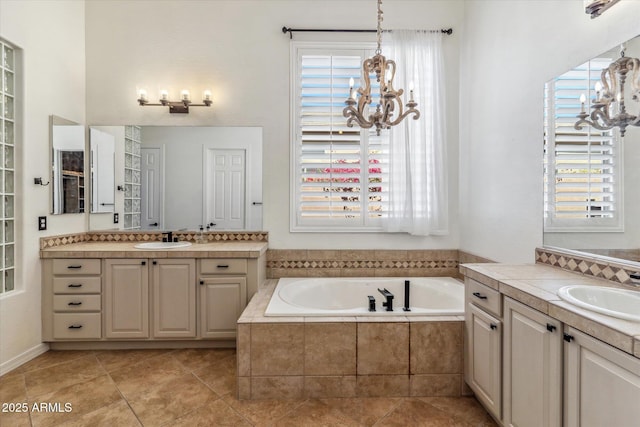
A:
[544,57,621,230]
[293,45,388,230]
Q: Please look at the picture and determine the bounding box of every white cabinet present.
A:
[104,259,149,339]
[503,297,562,427]
[151,259,196,338]
[564,326,640,427]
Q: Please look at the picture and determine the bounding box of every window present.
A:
[0,38,16,294]
[543,57,622,232]
[291,42,388,232]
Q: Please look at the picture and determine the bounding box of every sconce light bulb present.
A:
[138,89,147,101]
[181,90,190,101]
[160,90,168,101]
[203,90,212,101]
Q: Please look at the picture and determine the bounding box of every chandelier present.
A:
[574,45,640,137]
[343,0,420,136]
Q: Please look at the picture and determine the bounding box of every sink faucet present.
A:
[162,231,174,242]
[378,288,394,312]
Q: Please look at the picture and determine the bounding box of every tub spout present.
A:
[378,288,394,312]
[367,295,376,312]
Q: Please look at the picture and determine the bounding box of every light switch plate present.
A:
[113,213,119,224]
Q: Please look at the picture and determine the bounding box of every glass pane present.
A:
[124,199,132,212]
[125,125,132,139]
[125,138,133,153]
[132,214,140,228]
[132,170,140,184]
[4,121,13,144]
[4,170,13,193]
[5,269,13,292]
[125,184,132,197]
[125,154,132,168]
[132,184,140,198]
[4,71,14,96]
[3,45,14,71]
[132,199,140,213]
[5,244,13,268]
[4,196,13,218]
[4,145,12,169]
[132,155,140,170]
[133,141,141,156]
[3,96,13,120]
[124,214,132,228]
[133,126,141,141]
[5,220,13,243]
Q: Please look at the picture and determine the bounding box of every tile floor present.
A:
[0,349,497,426]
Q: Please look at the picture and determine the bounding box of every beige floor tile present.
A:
[0,409,31,427]
[56,399,141,427]
[95,349,171,373]
[127,373,218,426]
[273,399,362,427]
[172,348,236,372]
[420,396,498,426]
[28,374,121,427]
[25,355,106,399]
[109,353,188,399]
[171,398,252,427]
[375,398,468,426]
[19,351,94,374]
[222,393,306,427]
[319,397,402,426]
[194,358,237,396]
[0,373,27,402]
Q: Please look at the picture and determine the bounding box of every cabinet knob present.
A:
[152,260,157,265]
[490,323,498,330]
[563,333,574,343]
[141,261,146,265]
[199,280,205,285]
[546,323,557,332]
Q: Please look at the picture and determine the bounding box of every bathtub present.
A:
[264,277,464,316]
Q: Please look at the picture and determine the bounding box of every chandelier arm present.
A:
[389,107,421,126]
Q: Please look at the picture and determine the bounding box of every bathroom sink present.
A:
[134,241,192,249]
[557,285,640,322]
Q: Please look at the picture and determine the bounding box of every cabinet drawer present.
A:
[53,313,101,339]
[53,277,101,294]
[53,259,101,275]
[53,295,101,312]
[466,278,501,317]
[200,259,247,275]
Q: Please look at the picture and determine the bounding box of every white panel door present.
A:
[205,149,245,229]
[141,148,162,229]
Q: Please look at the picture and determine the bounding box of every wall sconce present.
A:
[585,0,620,18]
[574,45,640,137]
[137,89,212,113]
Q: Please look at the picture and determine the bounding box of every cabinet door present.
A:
[199,277,246,339]
[152,259,196,338]
[105,259,149,339]
[564,326,640,427]
[466,303,502,421]
[503,297,562,427]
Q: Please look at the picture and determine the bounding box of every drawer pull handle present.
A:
[490,323,498,330]
[472,292,488,300]
[217,265,229,269]
[68,302,82,306]
[68,324,83,329]
[546,323,557,332]
[67,265,82,269]
[68,284,83,288]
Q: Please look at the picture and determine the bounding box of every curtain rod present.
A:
[281,26,453,40]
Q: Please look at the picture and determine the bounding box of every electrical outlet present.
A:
[38,216,47,231]
[113,213,119,224]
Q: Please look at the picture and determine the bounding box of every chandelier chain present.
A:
[376,0,383,55]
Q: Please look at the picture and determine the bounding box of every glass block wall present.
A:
[0,39,15,294]
[124,125,141,229]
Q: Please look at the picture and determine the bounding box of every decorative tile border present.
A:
[536,247,640,287]
[40,231,268,249]
[267,250,462,279]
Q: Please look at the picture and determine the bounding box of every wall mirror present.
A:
[87,126,263,232]
[543,34,640,264]
[50,115,85,214]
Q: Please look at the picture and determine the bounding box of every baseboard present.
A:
[0,343,49,376]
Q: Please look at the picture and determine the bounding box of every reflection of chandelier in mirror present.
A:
[137,89,212,113]
[343,0,420,136]
[584,0,620,18]
[574,45,640,137]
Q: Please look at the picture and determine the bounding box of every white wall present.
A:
[459,0,640,263]
[0,0,85,373]
[85,0,464,250]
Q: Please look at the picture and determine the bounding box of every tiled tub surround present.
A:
[237,280,466,400]
[267,249,462,279]
[461,262,640,358]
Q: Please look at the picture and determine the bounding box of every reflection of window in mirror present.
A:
[50,117,85,214]
[543,57,623,232]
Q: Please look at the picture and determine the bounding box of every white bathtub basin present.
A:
[557,285,640,322]
[134,241,192,249]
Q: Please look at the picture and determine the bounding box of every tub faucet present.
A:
[378,288,394,312]
[367,295,376,312]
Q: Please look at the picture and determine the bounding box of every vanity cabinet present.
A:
[564,326,640,427]
[503,297,562,427]
[45,259,102,340]
[152,259,196,338]
[198,259,247,339]
[104,259,149,339]
[464,278,502,421]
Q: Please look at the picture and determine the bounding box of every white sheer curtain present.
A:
[382,30,448,236]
